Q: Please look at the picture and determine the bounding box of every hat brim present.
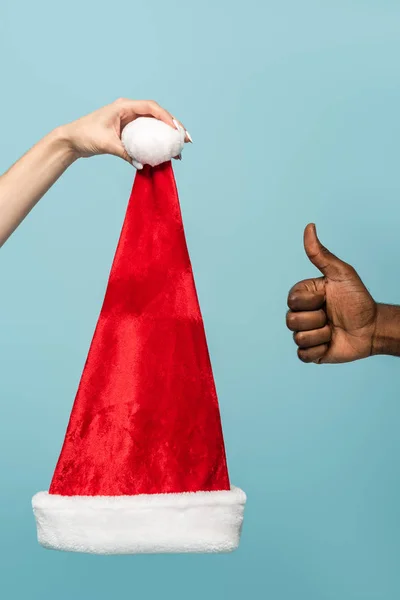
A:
[32,486,246,555]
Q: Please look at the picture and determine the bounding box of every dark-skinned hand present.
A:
[286,223,378,364]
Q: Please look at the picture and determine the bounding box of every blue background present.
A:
[1,1,400,598]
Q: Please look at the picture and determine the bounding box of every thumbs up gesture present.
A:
[287,224,378,364]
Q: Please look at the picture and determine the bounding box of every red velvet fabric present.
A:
[49,162,230,496]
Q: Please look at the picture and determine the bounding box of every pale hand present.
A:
[59,98,191,164]
[0,98,192,246]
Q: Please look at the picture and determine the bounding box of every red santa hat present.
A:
[32,117,246,554]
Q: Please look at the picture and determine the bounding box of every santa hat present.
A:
[32,117,246,555]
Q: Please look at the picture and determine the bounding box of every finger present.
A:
[108,144,132,163]
[144,101,175,127]
[107,138,142,168]
[287,289,325,311]
[120,99,192,141]
[114,98,192,142]
[172,118,192,143]
[117,98,175,130]
[132,159,144,170]
[294,325,331,349]
[303,223,350,280]
[298,344,329,364]
[286,309,327,332]
[146,113,190,142]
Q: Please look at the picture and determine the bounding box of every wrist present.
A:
[372,303,400,356]
[50,125,81,163]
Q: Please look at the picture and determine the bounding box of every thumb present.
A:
[109,139,143,169]
[304,223,349,279]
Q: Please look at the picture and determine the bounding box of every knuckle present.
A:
[286,311,296,330]
[307,249,319,261]
[343,263,356,277]
[322,324,331,338]
[287,293,298,309]
[297,349,310,363]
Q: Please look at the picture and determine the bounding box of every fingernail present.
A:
[185,130,193,143]
[177,153,182,160]
[172,118,180,131]
[132,159,143,170]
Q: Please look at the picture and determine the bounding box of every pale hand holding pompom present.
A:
[121,117,185,169]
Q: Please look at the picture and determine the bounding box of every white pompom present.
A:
[121,117,185,169]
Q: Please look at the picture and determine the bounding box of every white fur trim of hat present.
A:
[32,486,246,555]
